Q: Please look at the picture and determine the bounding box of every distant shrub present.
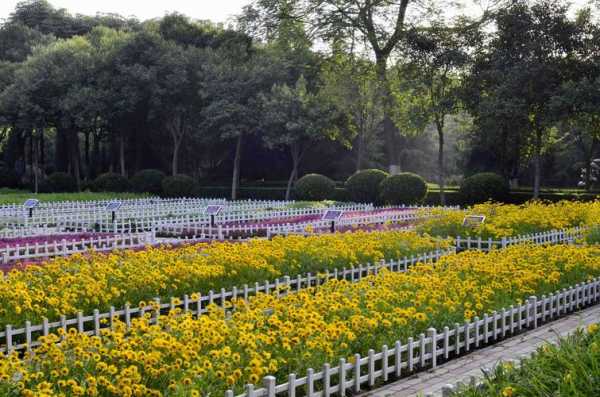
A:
[130,169,166,194]
[46,172,76,192]
[459,172,509,205]
[294,174,336,201]
[379,173,428,205]
[345,169,389,204]
[162,175,197,197]
[93,173,130,192]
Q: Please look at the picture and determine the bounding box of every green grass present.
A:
[453,324,600,396]
[0,189,149,205]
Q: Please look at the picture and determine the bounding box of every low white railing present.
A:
[0,248,451,353]
[0,232,155,264]
[455,226,586,251]
[226,278,600,397]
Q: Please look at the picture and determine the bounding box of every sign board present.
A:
[322,210,344,221]
[463,215,485,227]
[105,200,122,212]
[23,199,39,210]
[205,205,224,216]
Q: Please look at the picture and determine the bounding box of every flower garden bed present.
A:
[1,245,600,396]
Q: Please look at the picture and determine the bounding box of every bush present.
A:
[345,169,389,204]
[379,173,428,205]
[0,167,18,188]
[93,173,130,192]
[162,175,197,197]
[130,169,166,194]
[459,172,509,205]
[46,172,76,192]
[294,174,336,201]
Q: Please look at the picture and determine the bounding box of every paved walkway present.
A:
[362,304,600,397]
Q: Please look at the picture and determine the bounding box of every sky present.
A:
[0,0,594,24]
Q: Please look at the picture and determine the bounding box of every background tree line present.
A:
[0,0,599,202]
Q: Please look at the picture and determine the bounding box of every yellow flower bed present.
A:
[0,231,447,328]
[2,245,600,397]
[417,201,600,239]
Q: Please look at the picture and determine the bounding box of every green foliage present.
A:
[294,174,335,201]
[345,169,389,204]
[130,169,165,194]
[459,173,509,205]
[379,173,428,205]
[586,226,600,245]
[93,173,130,192]
[162,175,197,197]
[46,172,76,192]
[0,167,18,188]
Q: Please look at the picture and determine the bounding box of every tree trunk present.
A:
[285,144,302,201]
[172,138,181,176]
[119,133,126,177]
[32,129,39,194]
[375,55,400,174]
[356,114,366,171]
[84,131,90,180]
[39,126,45,171]
[435,118,445,205]
[69,131,81,191]
[231,134,243,201]
[533,129,542,199]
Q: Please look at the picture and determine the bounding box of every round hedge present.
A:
[46,172,76,192]
[294,174,335,201]
[93,173,130,192]
[130,169,166,194]
[345,169,389,204]
[0,167,18,188]
[459,172,509,205]
[162,175,197,197]
[379,173,428,205]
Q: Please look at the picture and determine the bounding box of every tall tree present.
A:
[260,75,352,199]
[464,0,583,197]
[394,26,471,204]
[242,0,496,174]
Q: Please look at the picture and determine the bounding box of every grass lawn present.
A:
[0,189,149,205]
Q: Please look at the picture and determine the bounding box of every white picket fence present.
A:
[226,278,600,397]
[0,248,451,353]
[0,232,155,264]
[455,226,586,251]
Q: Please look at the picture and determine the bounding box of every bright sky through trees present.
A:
[0,0,592,24]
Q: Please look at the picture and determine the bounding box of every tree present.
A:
[242,0,496,175]
[464,0,583,197]
[321,45,383,171]
[394,26,471,204]
[201,38,277,200]
[260,75,352,200]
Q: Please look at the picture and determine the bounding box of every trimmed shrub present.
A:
[294,174,336,201]
[162,175,197,197]
[379,173,428,205]
[345,169,389,204]
[46,172,76,192]
[130,169,166,194]
[0,167,18,188]
[93,173,130,192]
[459,172,509,205]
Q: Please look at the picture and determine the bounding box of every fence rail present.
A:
[455,226,586,251]
[227,277,600,397]
[0,232,156,264]
[0,248,452,353]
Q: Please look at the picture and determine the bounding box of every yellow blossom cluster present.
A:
[1,244,600,396]
[0,231,447,328]
[417,201,600,239]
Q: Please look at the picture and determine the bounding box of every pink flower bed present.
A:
[0,233,115,249]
